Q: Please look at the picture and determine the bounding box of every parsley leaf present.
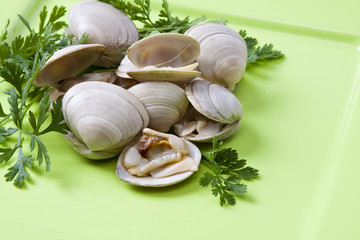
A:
[100,0,221,38]
[200,137,259,206]
[0,6,71,187]
[239,30,284,64]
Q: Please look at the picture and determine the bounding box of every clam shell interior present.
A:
[127,33,200,68]
[116,138,201,187]
[34,44,106,87]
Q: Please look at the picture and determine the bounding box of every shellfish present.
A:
[185,23,248,88]
[62,81,149,159]
[116,128,201,187]
[174,79,243,142]
[68,0,139,67]
[34,44,106,87]
[128,81,189,133]
[116,33,201,82]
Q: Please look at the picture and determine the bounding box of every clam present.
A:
[34,44,106,87]
[116,128,201,187]
[174,79,243,142]
[68,0,139,67]
[116,33,201,82]
[62,81,149,159]
[55,72,119,93]
[49,71,137,102]
[128,82,189,132]
[184,23,247,88]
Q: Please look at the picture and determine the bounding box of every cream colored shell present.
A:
[174,79,243,142]
[128,82,189,132]
[185,23,247,87]
[62,81,149,159]
[117,33,201,83]
[68,0,139,67]
[34,44,106,87]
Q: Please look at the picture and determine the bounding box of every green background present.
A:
[1,0,360,239]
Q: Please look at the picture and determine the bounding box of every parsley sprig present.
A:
[0,6,71,187]
[102,0,284,64]
[239,30,284,64]
[100,0,224,38]
[200,137,259,206]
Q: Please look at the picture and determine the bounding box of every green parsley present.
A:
[0,6,72,187]
[239,30,284,64]
[200,137,259,206]
[102,0,284,63]
[99,0,224,38]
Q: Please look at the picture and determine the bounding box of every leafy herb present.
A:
[200,137,259,206]
[0,6,72,187]
[239,30,284,64]
[100,0,224,38]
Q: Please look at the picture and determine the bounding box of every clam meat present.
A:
[117,128,201,186]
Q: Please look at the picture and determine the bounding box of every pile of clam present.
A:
[34,0,247,187]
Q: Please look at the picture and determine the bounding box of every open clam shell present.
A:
[116,128,201,187]
[174,79,243,142]
[174,106,241,142]
[63,131,123,160]
[69,0,139,67]
[185,23,247,87]
[127,66,201,82]
[34,44,106,87]
[128,82,189,132]
[127,33,200,68]
[117,33,201,83]
[62,81,149,159]
[50,72,137,104]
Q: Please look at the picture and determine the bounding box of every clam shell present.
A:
[69,0,139,67]
[174,79,243,142]
[128,82,189,132]
[116,128,201,187]
[117,55,200,82]
[185,23,247,87]
[127,33,200,68]
[126,66,200,82]
[55,72,118,93]
[34,44,106,87]
[63,131,123,160]
[116,55,138,79]
[174,106,240,142]
[62,81,149,158]
[185,79,243,124]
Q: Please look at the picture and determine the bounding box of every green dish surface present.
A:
[1,0,360,239]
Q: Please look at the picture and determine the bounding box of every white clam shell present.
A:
[128,82,189,132]
[174,79,243,142]
[116,128,201,187]
[185,79,243,123]
[127,33,200,68]
[69,0,139,67]
[126,66,201,82]
[185,23,247,87]
[55,72,118,93]
[34,44,106,87]
[174,107,241,142]
[118,33,201,83]
[62,81,149,159]
[63,131,123,160]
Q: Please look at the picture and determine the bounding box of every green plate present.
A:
[1,0,360,239]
